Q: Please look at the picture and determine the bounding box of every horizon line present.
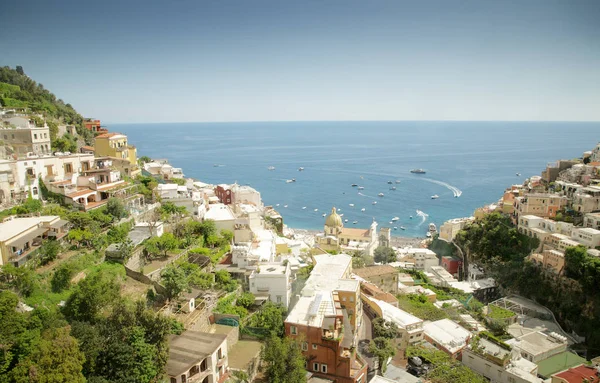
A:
[104,119,600,125]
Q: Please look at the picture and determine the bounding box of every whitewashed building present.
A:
[249,262,293,308]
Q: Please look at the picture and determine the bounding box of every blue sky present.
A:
[1,0,599,123]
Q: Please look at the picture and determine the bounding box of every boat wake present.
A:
[416,209,428,226]
[358,192,378,199]
[420,178,462,197]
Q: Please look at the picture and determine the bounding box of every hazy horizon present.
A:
[2,0,599,123]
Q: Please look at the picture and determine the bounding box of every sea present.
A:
[112,121,599,238]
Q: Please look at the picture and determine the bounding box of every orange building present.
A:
[83,118,108,133]
[285,253,368,383]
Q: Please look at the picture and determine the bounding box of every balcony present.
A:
[217,355,227,367]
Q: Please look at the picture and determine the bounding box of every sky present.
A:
[1,0,599,123]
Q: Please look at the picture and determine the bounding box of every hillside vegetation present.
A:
[0,66,93,145]
[455,212,600,357]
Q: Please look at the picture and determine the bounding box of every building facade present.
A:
[353,265,399,294]
[166,331,228,383]
[249,262,292,308]
[285,254,368,383]
[94,132,137,165]
[1,116,51,157]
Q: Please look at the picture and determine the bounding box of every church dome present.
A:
[325,207,343,227]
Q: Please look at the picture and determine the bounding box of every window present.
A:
[44,133,47,138]
[290,326,297,335]
[301,342,308,351]
[321,364,327,373]
[350,296,354,302]
[32,187,38,196]
[313,363,319,372]
[277,295,282,303]
[170,378,176,383]
[312,344,317,350]
[34,134,37,139]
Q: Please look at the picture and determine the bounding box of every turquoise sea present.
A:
[112,121,599,237]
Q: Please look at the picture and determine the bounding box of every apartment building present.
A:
[423,319,471,360]
[462,337,542,383]
[1,116,51,157]
[513,194,569,220]
[583,212,600,231]
[0,215,69,266]
[166,331,228,383]
[94,132,137,165]
[570,227,600,249]
[285,253,368,383]
[353,265,399,294]
[362,295,424,347]
[396,248,439,272]
[249,262,292,309]
[439,217,473,242]
[505,331,568,364]
[529,249,566,274]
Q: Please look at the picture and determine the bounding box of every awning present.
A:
[49,219,69,229]
[6,227,47,247]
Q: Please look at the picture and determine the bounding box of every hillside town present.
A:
[2,103,600,383]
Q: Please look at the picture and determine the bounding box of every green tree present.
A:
[144,233,178,258]
[261,333,307,383]
[67,228,94,248]
[138,156,151,164]
[0,290,28,375]
[51,264,75,293]
[374,246,396,264]
[214,270,238,292]
[15,66,24,75]
[10,326,86,383]
[369,337,396,374]
[247,302,287,337]
[160,265,188,300]
[236,292,255,309]
[106,198,127,221]
[63,271,120,323]
[372,317,400,339]
[564,245,588,280]
[39,239,62,265]
[0,264,39,297]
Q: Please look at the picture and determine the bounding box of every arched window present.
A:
[32,187,38,196]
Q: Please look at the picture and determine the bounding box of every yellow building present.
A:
[94,132,138,166]
[315,207,385,256]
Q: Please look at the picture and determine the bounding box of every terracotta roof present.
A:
[95,132,122,139]
[360,283,397,304]
[67,188,96,198]
[354,265,398,278]
[340,227,370,237]
[554,365,600,383]
[81,145,95,151]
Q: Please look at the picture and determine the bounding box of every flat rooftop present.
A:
[423,319,470,353]
[0,216,58,242]
[505,331,566,356]
[204,203,235,221]
[166,331,226,376]
[366,296,422,329]
[354,265,397,278]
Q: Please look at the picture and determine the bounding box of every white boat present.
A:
[302,206,307,210]
[395,180,401,184]
[400,226,406,230]
[361,208,366,212]
[389,221,393,224]
[516,172,521,176]
[314,208,318,212]
[429,223,437,234]
[387,181,393,184]
[390,186,396,190]
[284,205,288,208]
[286,178,296,183]
[298,167,304,171]
[276,203,280,207]
[409,216,413,219]
[349,203,354,207]
[431,194,439,199]
[268,166,275,171]
[353,221,358,224]
[344,219,349,223]
[340,213,344,217]
[393,227,398,230]
[378,193,384,197]
[358,186,364,190]
[391,217,399,221]
[372,201,377,205]
[322,213,326,217]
